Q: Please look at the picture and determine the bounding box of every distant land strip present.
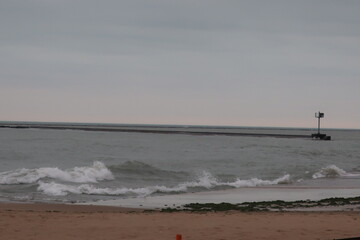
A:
[0,124,311,139]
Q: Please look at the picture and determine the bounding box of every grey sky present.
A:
[1,0,359,128]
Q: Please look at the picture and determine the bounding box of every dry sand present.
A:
[1,203,360,240]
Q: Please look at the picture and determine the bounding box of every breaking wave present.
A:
[37,171,291,197]
[178,171,291,189]
[1,161,292,198]
[312,165,360,179]
[0,161,113,184]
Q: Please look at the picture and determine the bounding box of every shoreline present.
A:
[81,186,360,210]
[0,202,143,213]
[3,196,360,213]
[2,201,360,213]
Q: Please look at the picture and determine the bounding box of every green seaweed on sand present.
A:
[160,196,360,212]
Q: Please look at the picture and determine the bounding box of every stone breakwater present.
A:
[0,123,311,138]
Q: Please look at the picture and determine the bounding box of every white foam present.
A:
[0,168,41,184]
[0,161,113,184]
[179,171,219,189]
[179,171,291,189]
[37,181,177,197]
[37,181,80,196]
[227,174,291,188]
[312,165,360,179]
[37,171,291,197]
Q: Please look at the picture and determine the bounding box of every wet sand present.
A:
[1,203,360,240]
[88,186,360,209]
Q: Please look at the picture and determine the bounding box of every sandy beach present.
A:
[1,203,360,240]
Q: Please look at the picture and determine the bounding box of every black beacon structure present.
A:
[311,111,331,140]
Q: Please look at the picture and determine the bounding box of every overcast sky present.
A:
[1,0,359,128]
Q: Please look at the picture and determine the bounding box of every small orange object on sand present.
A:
[176,234,182,240]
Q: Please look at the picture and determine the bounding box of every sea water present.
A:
[0,124,360,204]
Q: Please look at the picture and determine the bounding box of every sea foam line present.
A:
[0,161,113,184]
[37,171,291,197]
[312,165,360,179]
